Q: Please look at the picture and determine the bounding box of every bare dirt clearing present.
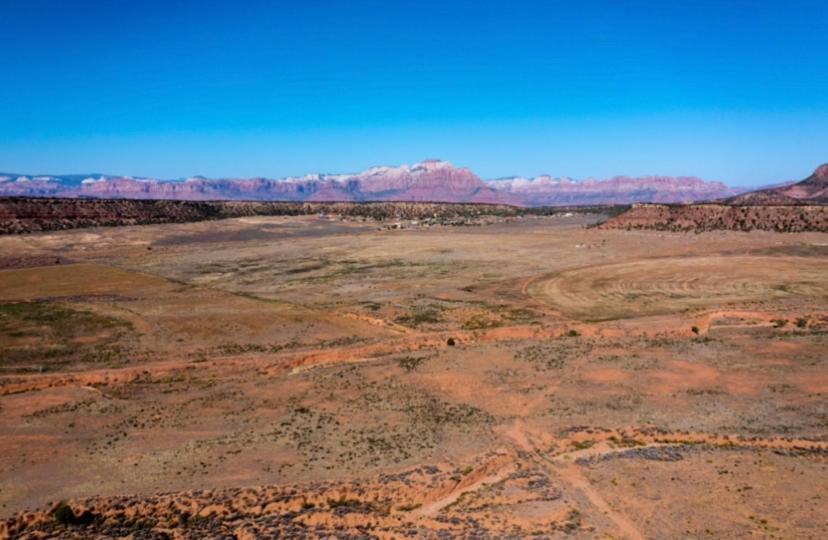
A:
[528,255,828,320]
[1,215,827,538]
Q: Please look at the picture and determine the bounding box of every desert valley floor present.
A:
[1,213,827,539]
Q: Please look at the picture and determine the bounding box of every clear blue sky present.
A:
[1,0,826,186]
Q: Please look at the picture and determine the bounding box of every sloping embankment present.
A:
[0,197,617,234]
[601,203,828,232]
[0,198,525,234]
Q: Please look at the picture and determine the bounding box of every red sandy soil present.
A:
[1,214,827,538]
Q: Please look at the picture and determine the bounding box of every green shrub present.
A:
[52,502,94,526]
[398,356,425,372]
[53,503,76,525]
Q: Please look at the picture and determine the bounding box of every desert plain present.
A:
[1,212,827,538]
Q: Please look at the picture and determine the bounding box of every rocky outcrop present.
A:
[600,163,828,233]
[728,163,828,204]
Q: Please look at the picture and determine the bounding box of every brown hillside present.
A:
[601,203,828,232]
[729,163,828,204]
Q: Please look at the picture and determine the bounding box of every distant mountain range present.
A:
[0,159,744,206]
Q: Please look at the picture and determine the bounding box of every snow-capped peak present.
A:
[412,159,454,172]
